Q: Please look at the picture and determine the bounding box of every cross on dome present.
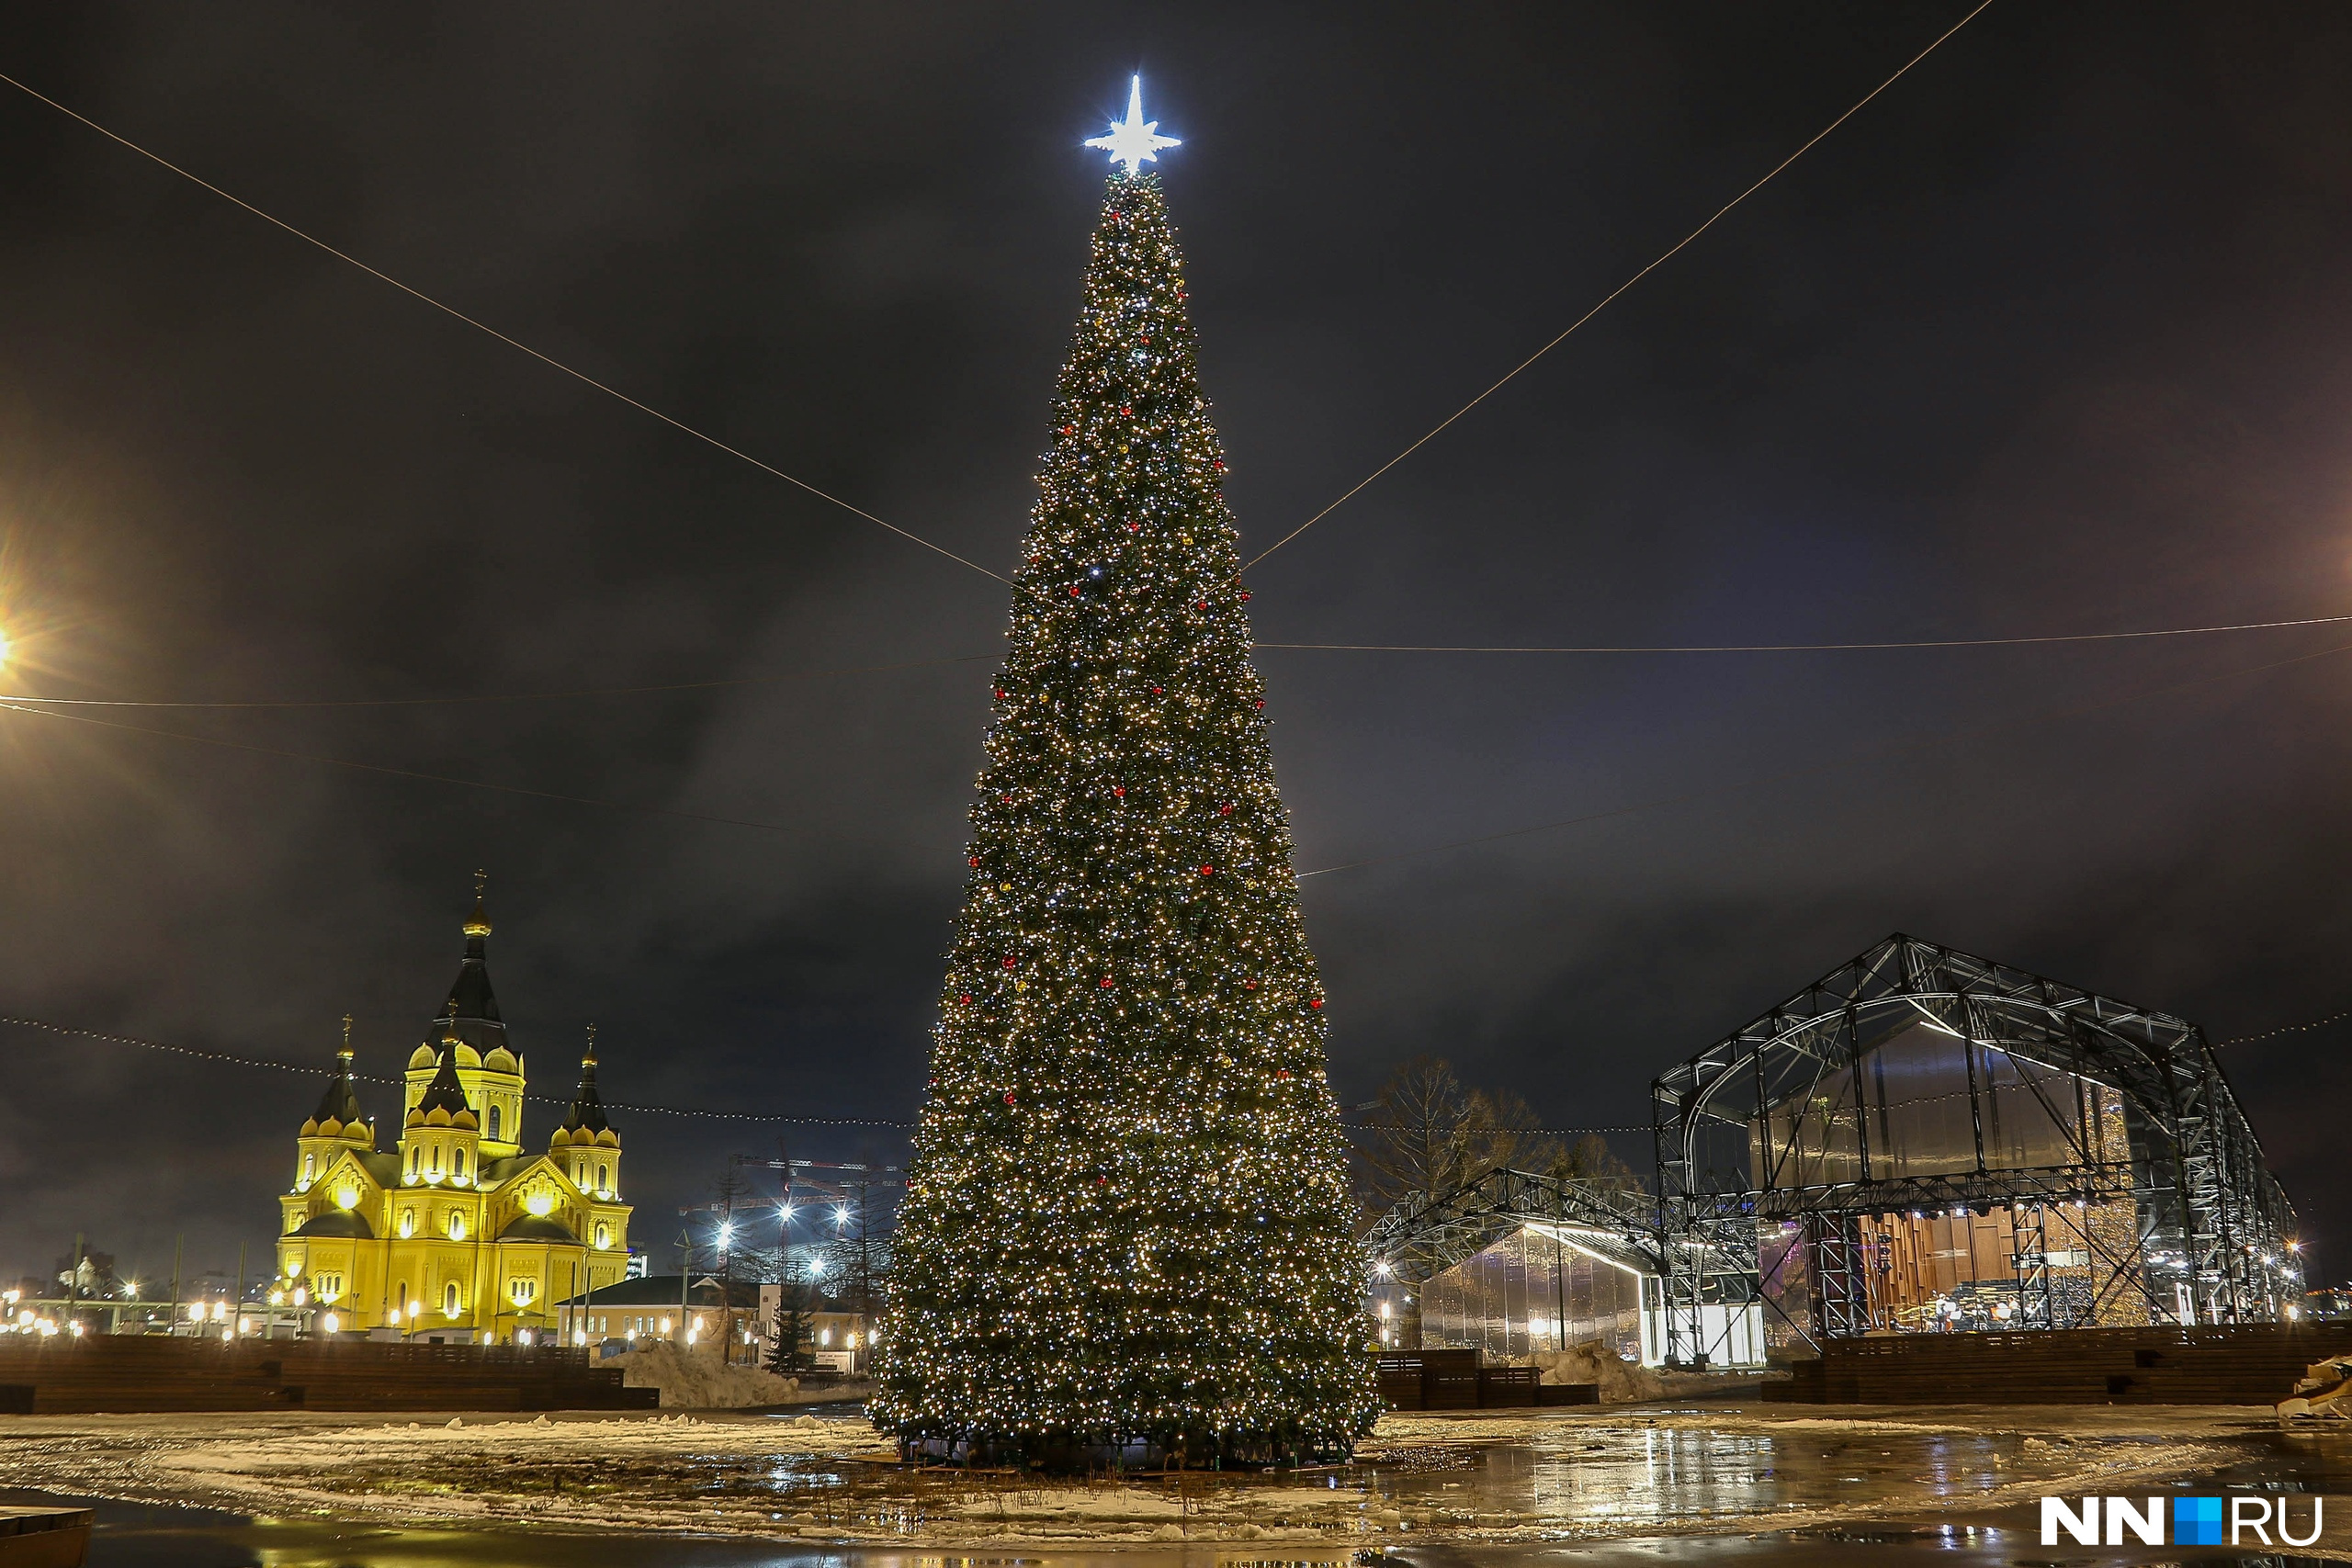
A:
[1085,75,1180,175]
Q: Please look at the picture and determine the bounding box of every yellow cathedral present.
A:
[273,889,634,1342]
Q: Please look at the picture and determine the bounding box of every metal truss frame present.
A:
[1649,933,2297,1366]
[1364,1167,1660,1284]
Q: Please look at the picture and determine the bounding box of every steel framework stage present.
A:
[1364,1168,1659,1285]
[1649,934,2298,1367]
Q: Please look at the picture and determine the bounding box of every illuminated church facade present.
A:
[273,891,634,1341]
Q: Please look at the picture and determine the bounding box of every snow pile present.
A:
[1524,1341,1754,1403]
[606,1342,800,1408]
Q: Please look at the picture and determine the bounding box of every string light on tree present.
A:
[873,79,1375,1470]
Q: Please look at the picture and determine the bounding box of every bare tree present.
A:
[707,1162,758,1361]
[1544,1132,1642,1196]
[1362,1057,1561,1211]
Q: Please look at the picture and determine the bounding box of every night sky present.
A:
[2,2,2349,1292]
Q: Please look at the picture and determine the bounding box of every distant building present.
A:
[755,1282,870,1373]
[557,1277,869,1372]
[560,1275,762,1359]
[2304,1286,2352,1322]
[272,888,635,1342]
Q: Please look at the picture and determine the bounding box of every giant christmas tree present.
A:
[873,83,1377,1468]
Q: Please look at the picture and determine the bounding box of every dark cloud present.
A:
[1,1,2348,1287]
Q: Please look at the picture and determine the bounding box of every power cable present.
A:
[1258,612,2352,655]
[10,997,2330,1146]
[0,653,990,710]
[1295,636,2352,878]
[0,71,1008,587]
[11,637,2349,869]
[0,1012,914,1128]
[0,699,808,839]
[5,1005,1657,1134]
[1245,0,1997,570]
[5,611,2342,713]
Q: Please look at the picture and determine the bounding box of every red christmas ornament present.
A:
[1099,976,1114,988]
[1059,424,1073,435]
[956,995,970,1006]
[1119,405,1133,416]
[1214,460,1227,472]
[1139,334,1151,344]
[1069,584,1081,596]
[1245,980,1259,990]
[1002,956,1018,969]
[1219,804,1233,816]
[1108,209,1121,220]
[1277,1068,1293,1079]
[1199,863,1216,876]
[1256,699,1266,710]
[1096,1175,1108,1185]
[1152,685,1164,694]
[1004,1091,1017,1105]
[1309,998,1324,1010]
[1239,592,1251,602]
[1195,601,1208,611]
[1126,522,1140,532]
[969,856,982,867]
[1113,785,1126,797]
[995,688,1007,698]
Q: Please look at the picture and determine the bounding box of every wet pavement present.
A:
[2,1402,2347,1563]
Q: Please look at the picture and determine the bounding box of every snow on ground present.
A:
[601,1341,863,1408]
[0,1403,2296,1548]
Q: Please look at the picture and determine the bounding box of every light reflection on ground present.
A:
[3,1402,2347,1562]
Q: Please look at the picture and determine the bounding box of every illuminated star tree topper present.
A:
[1084,74,1181,174]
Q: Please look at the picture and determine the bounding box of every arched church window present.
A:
[489,1106,501,1141]
[301,1154,314,1184]
[444,1280,459,1316]
[599,1164,609,1191]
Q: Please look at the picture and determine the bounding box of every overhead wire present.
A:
[0,70,1009,587]
[9,995,2329,1148]
[0,698,810,839]
[1257,612,2352,655]
[1295,636,2352,878]
[3,613,2345,713]
[1244,0,1997,570]
[10,632,2350,862]
[0,1013,912,1127]
[0,652,992,710]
